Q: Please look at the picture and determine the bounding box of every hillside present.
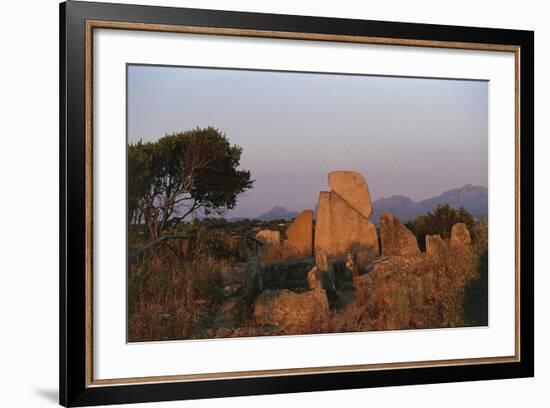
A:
[255,206,298,221]
[371,184,488,223]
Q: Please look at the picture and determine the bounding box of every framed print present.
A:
[59,1,534,406]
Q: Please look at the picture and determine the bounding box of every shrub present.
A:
[127,237,225,342]
[406,204,475,251]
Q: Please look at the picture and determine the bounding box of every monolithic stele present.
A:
[328,170,373,219]
[314,191,378,259]
[285,209,313,256]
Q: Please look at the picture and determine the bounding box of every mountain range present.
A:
[253,184,488,223]
[254,206,299,221]
[370,184,488,223]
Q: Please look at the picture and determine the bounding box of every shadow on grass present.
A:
[464,250,488,326]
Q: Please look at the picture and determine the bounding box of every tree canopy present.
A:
[406,203,475,251]
[128,127,254,239]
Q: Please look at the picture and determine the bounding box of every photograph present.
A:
[126,65,490,342]
[54,1,535,405]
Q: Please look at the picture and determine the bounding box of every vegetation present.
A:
[181,217,290,235]
[464,221,489,326]
[334,204,488,332]
[406,203,475,251]
[128,229,228,341]
[128,202,489,341]
[408,204,488,326]
[128,127,253,239]
[126,131,489,341]
[127,127,257,341]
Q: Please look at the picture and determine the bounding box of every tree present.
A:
[128,127,254,239]
[406,203,475,251]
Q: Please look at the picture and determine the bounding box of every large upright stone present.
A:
[307,266,323,290]
[285,209,313,256]
[314,191,379,261]
[425,234,447,259]
[328,171,373,218]
[379,213,420,256]
[450,223,472,248]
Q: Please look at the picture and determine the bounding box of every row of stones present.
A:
[258,170,472,263]
[257,171,378,260]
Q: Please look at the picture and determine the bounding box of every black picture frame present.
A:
[60,1,534,406]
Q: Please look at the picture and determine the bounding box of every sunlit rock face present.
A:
[253,289,329,334]
[328,170,373,218]
[379,212,420,257]
[314,180,378,263]
[285,209,313,257]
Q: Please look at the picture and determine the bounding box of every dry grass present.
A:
[345,240,480,332]
[258,242,307,264]
[127,233,226,342]
[127,222,489,341]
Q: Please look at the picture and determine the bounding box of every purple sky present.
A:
[127,65,488,219]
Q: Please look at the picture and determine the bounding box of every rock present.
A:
[256,230,283,263]
[261,259,312,290]
[315,250,329,271]
[247,254,264,293]
[448,223,474,284]
[213,297,242,331]
[223,284,241,297]
[256,229,281,246]
[425,234,447,258]
[313,251,335,289]
[220,263,248,287]
[253,289,329,334]
[307,266,323,290]
[314,191,379,261]
[354,254,447,329]
[450,223,472,248]
[285,209,313,257]
[379,213,420,256]
[343,223,479,332]
[345,252,360,278]
[328,171,373,218]
[220,260,263,295]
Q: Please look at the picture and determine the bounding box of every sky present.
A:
[127,65,488,219]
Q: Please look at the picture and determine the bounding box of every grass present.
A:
[127,230,226,342]
[127,220,489,340]
[346,235,484,332]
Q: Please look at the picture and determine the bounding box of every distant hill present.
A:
[255,206,298,221]
[371,184,488,223]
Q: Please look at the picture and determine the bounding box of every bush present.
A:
[127,238,225,342]
[406,203,475,251]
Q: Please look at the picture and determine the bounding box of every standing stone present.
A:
[315,192,332,256]
[315,250,329,271]
[285,209,313,256]
[307,266,323,290]
[314,191,379,261]
[379,213,420,256]
[450,223,472,248]
[328,171,373,218]
[314,250,335,290]
[425,234,447,259]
